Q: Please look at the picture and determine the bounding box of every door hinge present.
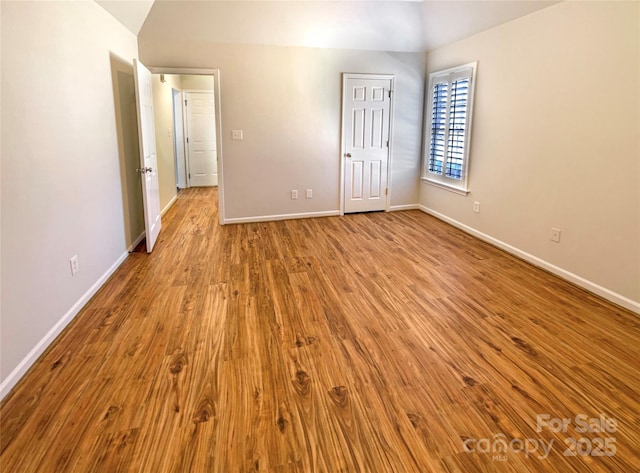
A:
[184,99,187,106]
[186,137,189,143]
[388,90,392,98]
[385,188,389,196]
[189,173,191,179]
[386,140,389,147]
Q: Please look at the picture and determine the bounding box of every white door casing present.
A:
[342,75,393,213]
[133,59,162,252]
[172,89,187,189]
[185,92,218,187]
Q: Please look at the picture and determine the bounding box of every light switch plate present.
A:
[232,130,243,140]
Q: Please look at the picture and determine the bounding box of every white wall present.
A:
[180,74,213,91]
[0,3,4,347]
[0,1,139,394]
[137,40,425,219]
[151,74,180,211]
[420,1,640,309]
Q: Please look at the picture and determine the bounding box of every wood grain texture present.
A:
[1,187,639,472]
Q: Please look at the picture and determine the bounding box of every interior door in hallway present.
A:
[342,75,393,213]
[133,59,162,252]
[185,91,218,187]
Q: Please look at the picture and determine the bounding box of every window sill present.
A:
[421,177,469,196]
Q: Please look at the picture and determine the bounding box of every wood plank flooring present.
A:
[1,187,639,472]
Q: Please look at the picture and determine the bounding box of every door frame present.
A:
[340,73,395,216]
[172,88,187,189]
[148,67,225,225]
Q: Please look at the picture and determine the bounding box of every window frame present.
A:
[422,62,477,195]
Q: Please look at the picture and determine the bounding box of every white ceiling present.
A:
[96,0,155,35]
[97,0,559,52]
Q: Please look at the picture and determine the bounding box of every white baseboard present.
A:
[389,204,420,211]
[225,210,340,225]
[127,231,145,252]
[419,205,640,315]
[0,251,130,401]
[161,194,178,217]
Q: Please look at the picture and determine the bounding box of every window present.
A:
[422,62,477,195]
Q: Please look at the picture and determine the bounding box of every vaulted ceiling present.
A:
[96,0,155,35]
[97,0,559,53]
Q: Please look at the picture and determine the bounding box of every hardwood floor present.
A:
[1,187,639,472]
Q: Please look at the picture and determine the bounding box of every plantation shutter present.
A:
[426,66,475,184]
[446,77,469,179]
[428,81,448,175]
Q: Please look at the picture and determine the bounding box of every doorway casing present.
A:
[172,88,187,189]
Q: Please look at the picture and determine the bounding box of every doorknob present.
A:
[345,153,352,158]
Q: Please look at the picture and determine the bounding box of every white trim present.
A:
[341,73,396,81]
[421,177,470,196]
[181,91,191,188]
[389,204,420,211]
[418,205,640,315]
[339,78,345,216]
[428,62,478,78]
[340,73,395,215]
[171,88,187,189]
[161,194,178,217]
[148,67,217,75]
[213,72,225,225]
[385,79,396,212]
[147,67,225,226]
[127,231,146,252]
[0,251,130,401]
[225,210,340,225]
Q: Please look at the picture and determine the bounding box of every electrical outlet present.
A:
[551,228,562,243]
[306,189,312,199]
[231,130,243,140]
[473,201,480,213]
[291,189,298,200]
[70,255,79,276]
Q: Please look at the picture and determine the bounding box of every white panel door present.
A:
[185,92,217,187]
[343,77,391,213]
[133,59,161,252]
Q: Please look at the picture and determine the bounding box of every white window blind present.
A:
[423,62,477,194]
[428,81,448,175]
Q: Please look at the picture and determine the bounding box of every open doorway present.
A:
[154,74,218,194]
[129,68,224,229]
[110,55,146,252]
[111,64,224,245]
[149,73,220,201]
[148,69,224,225]
[112,65,225,251]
